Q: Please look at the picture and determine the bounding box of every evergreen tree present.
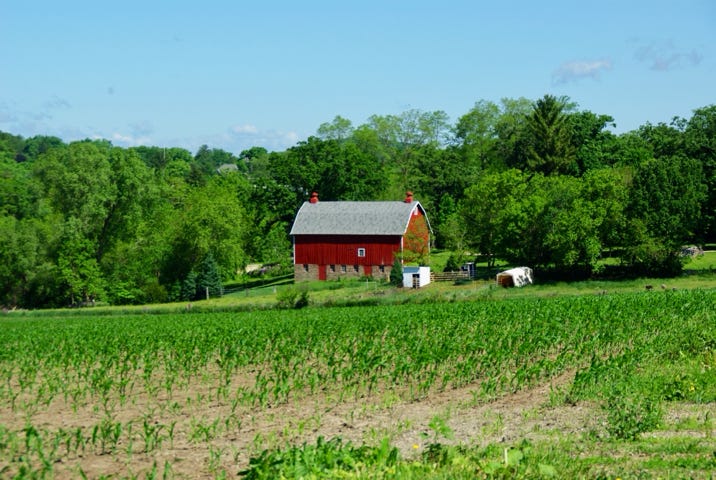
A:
[389,257,403,287]
[181,270,197,301]
[523,95,576,175]
[196,253,223,298]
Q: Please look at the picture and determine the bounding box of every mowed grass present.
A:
[9,251,715,317]
[1,287,715,478]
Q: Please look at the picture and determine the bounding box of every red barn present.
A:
[290,192,431,281]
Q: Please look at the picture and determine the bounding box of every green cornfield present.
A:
[1,289,715,478]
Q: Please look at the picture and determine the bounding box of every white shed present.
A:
[403,266,431,288]
[496,267,534,287]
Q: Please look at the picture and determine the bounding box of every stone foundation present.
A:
[294,264,392,282]
[294,264,319,282]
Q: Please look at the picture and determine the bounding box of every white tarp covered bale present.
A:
[403,266,431,288]
[496,267,533,288]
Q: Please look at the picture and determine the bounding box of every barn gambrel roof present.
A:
[290,200,431,236]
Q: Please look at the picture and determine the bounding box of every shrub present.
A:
[443,252,465,272]
[275,288,298,309]
[294,290,309,309]
[276,287,309,309]
[239,436,400,479]
[604,391,663,440]
[389,258,403,287]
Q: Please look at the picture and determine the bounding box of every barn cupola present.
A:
[404,191,413,203]
[309,192,319,204]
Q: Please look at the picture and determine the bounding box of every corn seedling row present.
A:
[1,289,714,477]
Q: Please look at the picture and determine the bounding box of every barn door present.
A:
[318,265,327,280]
[363,265,372,277]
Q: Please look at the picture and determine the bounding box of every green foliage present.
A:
[294,289,310,309]
[316,115,354,141]
[455,99,500,171]
[389,258,403,287]
[169,174,249,282]
[461,169,528,268]
[625,155,706,275]
[270,136,388,211]
[492,97,533,169]
[684,105,716,242]
[196,253,223,299]
[522,94,577,175]
[0,289,714,477]
[240,436,560,480]
[252,221,291,265]
[181,271,197,301]
[0,99,714,308]
[276,286,309,309]
[628,156,705,244]
[443,251,466,272]
[239,436,399,479]
[275,287,298,309]
[461,169,626,273]
[621,226,686,277]
[569,110,618,172]
[0,215,49,307]
[422,441,558,479]
[177,254,225,302]
[0,155,42,219]
[366,109,450,195]
[604,391,663,440]
[427,414,454,442]
[57,218,106,305]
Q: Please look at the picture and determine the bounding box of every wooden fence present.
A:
[430,271,471,282]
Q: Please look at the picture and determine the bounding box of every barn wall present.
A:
[294,235,401,266]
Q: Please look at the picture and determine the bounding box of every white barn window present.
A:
[357,248,366,257]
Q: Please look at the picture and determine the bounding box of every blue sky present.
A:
[1,0,714,155]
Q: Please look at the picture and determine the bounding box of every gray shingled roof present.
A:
[290,201,428,236]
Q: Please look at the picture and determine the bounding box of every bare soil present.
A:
[3,368,714,479]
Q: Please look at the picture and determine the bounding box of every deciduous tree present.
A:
[625,155,706,274]
[684,105,716,242]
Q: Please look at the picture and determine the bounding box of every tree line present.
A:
[1,95,714,308]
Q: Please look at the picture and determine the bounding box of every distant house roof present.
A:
[290,200,429,236]
[217,163,239,174]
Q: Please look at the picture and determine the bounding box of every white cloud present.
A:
[0,101,56,135]
[634,40,703,71]
[42,96,71,110]
[0,102,19,123]
[129,121,155,137]
[218,124,301,152]
[111,132,151,147]
[552,59,612,85]
[232,124,259,134]
[0,100,56,126]
[284,131,299,144]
